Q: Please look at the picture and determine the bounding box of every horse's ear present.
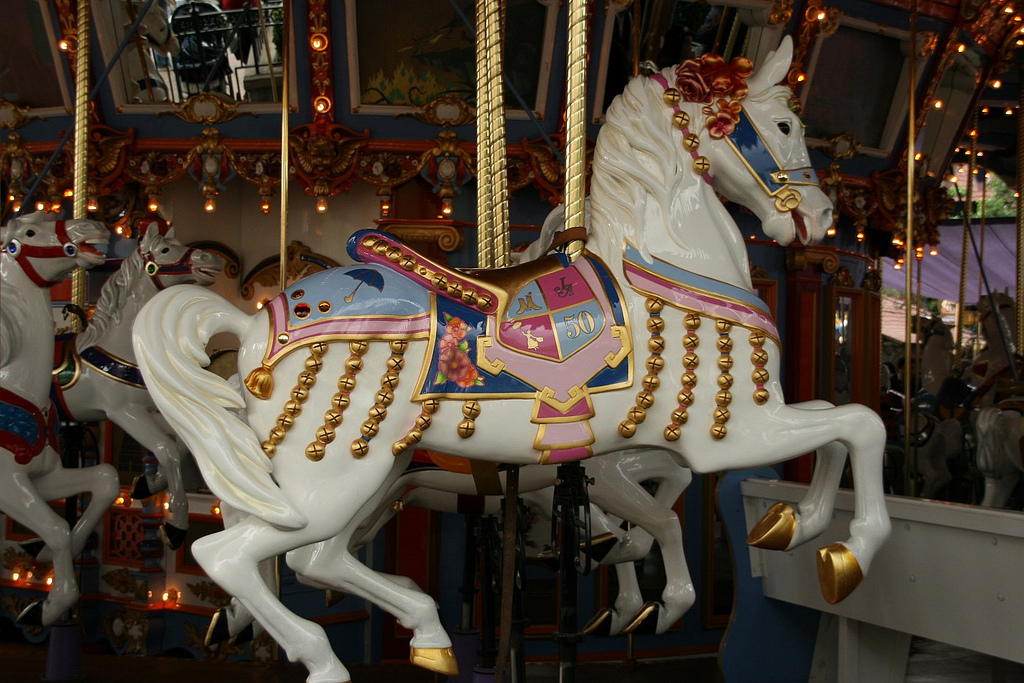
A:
[746,35,794,95]
[139,222,158,253]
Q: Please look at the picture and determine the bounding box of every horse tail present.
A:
[133,285,307,529]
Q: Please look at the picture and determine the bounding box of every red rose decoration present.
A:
[674,59,711,103]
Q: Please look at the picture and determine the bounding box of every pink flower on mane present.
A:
[704,99,743,139]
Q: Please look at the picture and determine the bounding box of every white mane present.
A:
[77,249,146,350]
[590,67,685,270]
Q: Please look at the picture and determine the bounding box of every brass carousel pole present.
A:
[273,0,290,660]
[1017,65,1024,348]
[903,2,917,497]
[955,111,978,358]
[278,0,290,292]
[563,0,589,262]
[71,0,91,333]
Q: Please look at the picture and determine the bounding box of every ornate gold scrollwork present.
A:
[163,92,255,125]
[408,95,477,127]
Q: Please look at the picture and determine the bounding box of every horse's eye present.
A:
[161,247,170,254]
[777,121,791,135]
[26,229,35,237]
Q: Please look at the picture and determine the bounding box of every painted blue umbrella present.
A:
[344,267,386,303]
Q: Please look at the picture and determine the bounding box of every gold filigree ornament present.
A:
[408,95,477,127]
[162,91,254,125]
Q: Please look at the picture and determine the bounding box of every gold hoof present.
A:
[747,502,796,550]
[620,601,658,634]
[582,608,613,636]
[204,609,223,648]
[816,543,863,605]
[410,646,459,676]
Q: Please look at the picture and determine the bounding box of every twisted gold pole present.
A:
[475,0,494,268]
[489,1,510,267]
[564,0,588,262]
[279,0,290,293]
[71,0,91,333]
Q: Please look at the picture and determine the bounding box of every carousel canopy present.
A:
[882,218,1019,304]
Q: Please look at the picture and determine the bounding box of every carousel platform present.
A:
[0,638,720,682]
[2,636,1024,681]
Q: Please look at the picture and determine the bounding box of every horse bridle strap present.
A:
[649,73,715,186]
[650,73,815,212]
[142,246,195,290]
[5,220,77,287]
[723,108,816,213]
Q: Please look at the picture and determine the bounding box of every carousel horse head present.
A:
[592,36,832,261]
[1,211,108,285]
[136,222,225,289]
[122,0,179,103]
[977,292,1016,345]
[132,0,180,57]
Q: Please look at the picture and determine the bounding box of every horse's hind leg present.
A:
[590,459,694,635]
[287,535,457,676]
[192,520,349,683]
[0,453,116,626]
[29,458,119,563]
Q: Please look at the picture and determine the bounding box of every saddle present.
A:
[347,229,633,463]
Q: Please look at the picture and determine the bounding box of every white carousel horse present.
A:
[134,38,889,681]
[971,292,1019,407]
[0,212,120,627]
[50,223,224,549]
[975,405,1024,508]
[117,0,181,103]
[886,317,964,499]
